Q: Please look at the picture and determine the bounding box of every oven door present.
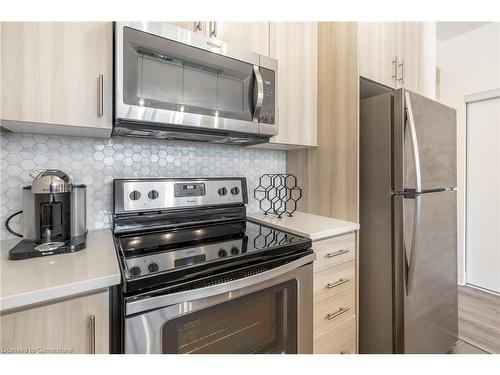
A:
[115,22,277,137]
[124,254,314,354]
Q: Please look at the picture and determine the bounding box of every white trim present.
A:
[465,88,500,103]
[465,283,500,297]
[464,90,500,287]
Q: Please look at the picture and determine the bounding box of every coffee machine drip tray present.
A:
[8,233,87,260]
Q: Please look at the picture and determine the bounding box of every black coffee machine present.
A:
[6,169,87,260]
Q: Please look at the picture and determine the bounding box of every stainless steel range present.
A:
[111,177,314,354]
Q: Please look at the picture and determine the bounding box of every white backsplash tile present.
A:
[0,132,285,240]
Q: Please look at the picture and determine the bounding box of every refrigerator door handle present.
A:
[405,194,421,295]
[405,91,422,193]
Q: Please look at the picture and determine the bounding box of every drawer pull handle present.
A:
[89,315,96,354]
[327,307,349,320]
[326,249,350,258]
[340,351,351,354]
[327,278,349,289]
[98,74,104,117]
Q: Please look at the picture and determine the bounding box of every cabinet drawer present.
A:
[314,288,355,337]
[313,315,356,354]
[313,233,355,272]
[314,260,355,304]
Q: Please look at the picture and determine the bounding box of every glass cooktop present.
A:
[115,221,311,280]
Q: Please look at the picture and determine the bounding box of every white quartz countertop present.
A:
[0,229,120,313]
[248,211,359,241]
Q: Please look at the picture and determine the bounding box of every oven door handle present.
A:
[126,253,316,316]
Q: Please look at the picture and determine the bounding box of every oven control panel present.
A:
[114,178,248,214]
[125,238,246,277]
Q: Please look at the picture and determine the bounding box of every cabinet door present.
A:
[358,22,397,88]
[169,21,207,34]
[0,290,109,354]
[0,22,112,136]
[212,22,270,56]
[269,22,317,147]
[396,22,436,99]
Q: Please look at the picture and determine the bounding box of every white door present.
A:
[466,92,500,293]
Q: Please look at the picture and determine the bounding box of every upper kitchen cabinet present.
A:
[0,22,113,137]
[168,21,207,34]
[211,22,270,57]
[264,22,318,149]
[395,22,436,99]
[358,22,436,99]
[169,22,270,56]
[358,22,397,88]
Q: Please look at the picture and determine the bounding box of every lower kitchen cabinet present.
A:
[0,290,109,354]
[314,315,357,354]
[312,232,358,354]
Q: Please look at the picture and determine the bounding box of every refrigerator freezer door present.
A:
[393,89,457,192]
[394,190,458,353]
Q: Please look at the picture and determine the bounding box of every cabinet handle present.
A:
[194,22,203,32]
[327,307,349,320]
[392,56,399,84]
[326,249,350,258]
[98,74,104,117]
[340,351,351,354]
[398,59,405,84]
[209,21,217,37]
[327,278,349,289]
[89,315,96,354]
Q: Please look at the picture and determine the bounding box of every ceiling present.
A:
[437,22,492,41]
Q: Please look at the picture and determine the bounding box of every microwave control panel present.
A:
[259,67,275,124]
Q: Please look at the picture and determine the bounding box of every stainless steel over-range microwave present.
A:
[114,22,278,145]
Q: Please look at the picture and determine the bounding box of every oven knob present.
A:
[230,246,239,255]
[148,190,159,200]
[129,266,141,276]
[218,249,227,257]
[129,190,141,201]
[148,263,159,273]
[230,187,240,195]
[218,187,227,196]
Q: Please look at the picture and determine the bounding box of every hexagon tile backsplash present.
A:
[0,132,285,240]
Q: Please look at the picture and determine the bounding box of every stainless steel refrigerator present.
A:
[359,88,458,354]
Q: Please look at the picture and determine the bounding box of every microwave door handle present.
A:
[252,65,264,122]
[125,253,316,316]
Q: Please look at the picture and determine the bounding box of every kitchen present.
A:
[0,0,499,371]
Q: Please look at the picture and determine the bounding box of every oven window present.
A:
[122,27,255,122]
[161,281,297,354]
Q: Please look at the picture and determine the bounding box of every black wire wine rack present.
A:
[254,174,302,218]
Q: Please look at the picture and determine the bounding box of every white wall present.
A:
[437,22,500,285]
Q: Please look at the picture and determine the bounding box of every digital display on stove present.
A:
[174,254,206,268]
[174,183,206,197]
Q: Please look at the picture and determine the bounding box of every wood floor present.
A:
[458,285,500,353]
